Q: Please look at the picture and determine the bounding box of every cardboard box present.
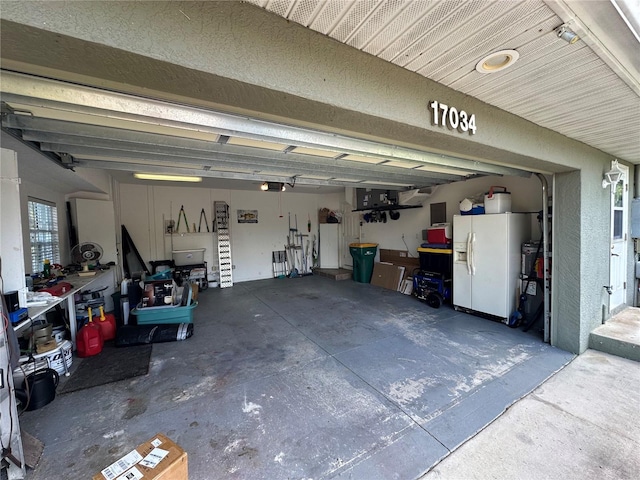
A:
[379,249,420,269]
[318,208,330,224]
[370,262,405,291]
[379,249,420,289]
[93,433,187,480]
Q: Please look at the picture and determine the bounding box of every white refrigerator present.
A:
[453,213,530,320]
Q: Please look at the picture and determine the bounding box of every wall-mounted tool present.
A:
[198,208,210,232]
[176,205,189,233]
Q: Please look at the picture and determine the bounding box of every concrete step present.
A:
[589,307,640,362]
[313,268,352,281]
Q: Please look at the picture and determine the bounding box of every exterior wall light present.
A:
[602,160,624,188]
[555,24,579,44]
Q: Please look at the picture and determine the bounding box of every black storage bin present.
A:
[417,247,453,278]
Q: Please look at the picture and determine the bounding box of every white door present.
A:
[453,215,472,309]
[340,210,360,268]
[610,162,629,309]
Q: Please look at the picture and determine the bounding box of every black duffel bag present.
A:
[115,323,193,346]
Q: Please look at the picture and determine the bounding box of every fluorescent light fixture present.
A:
[133,173,202,182]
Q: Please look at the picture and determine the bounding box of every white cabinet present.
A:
[319,224,339,268]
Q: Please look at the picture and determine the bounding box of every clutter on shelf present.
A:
[318,208,342,224]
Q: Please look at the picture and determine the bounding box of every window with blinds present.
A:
[28,198,60,274]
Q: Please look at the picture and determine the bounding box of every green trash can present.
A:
[349,243,378,283]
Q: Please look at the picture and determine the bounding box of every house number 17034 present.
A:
[429,100,477,135]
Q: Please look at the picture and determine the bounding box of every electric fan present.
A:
[71,242,104,276]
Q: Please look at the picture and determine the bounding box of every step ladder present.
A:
[215,201,233,288]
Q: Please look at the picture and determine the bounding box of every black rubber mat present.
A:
[59,341,152,394]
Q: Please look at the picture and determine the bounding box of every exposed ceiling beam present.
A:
[38,142,446,188]
[19,128,465,182]
[73,159,415,191]
[11,117,468,179]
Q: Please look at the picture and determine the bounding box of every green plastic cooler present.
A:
[349,243,378,283]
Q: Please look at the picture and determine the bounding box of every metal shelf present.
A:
[352,204,422,212]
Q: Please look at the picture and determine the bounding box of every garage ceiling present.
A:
[248,0,640,163]
[1,0,639,193]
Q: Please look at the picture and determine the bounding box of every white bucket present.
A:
[47,340,73,375]
[13,340,73,385]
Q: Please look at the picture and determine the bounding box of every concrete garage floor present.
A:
[20,276,574,479]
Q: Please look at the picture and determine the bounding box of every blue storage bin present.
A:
[146,270,173,280]
[132,301,198,324]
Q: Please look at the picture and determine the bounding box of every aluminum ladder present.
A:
[215,201,233,288]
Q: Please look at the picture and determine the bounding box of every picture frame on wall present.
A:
[237,210,258,224]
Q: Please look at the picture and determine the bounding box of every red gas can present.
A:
[76,307,103,358]
[96,305,116,341]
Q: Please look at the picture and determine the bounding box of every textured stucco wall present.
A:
[0,1,623,352]
[553,164,616,353]
[0,1,615,172]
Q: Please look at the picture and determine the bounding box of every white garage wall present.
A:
[116,175,544,282]
[117,177,542,282]
[117,183,330,282]
[359,175,546,255]
[229,190,322,282]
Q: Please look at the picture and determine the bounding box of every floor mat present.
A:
[59,341,152,394]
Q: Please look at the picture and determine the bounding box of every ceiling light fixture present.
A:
[261,182,285,192]
[133,173,202,182]
[555,24,579,44]
[475,49,520,74]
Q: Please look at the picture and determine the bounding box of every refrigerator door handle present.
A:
[470,233,476,275]
[466,232,473,275]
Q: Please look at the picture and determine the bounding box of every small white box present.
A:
[172,248,205,266]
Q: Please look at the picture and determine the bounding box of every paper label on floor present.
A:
[139,447,169,468]
[116,466,143,480]
[100,450,143,480]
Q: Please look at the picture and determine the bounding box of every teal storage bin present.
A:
[132,301,198,324]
